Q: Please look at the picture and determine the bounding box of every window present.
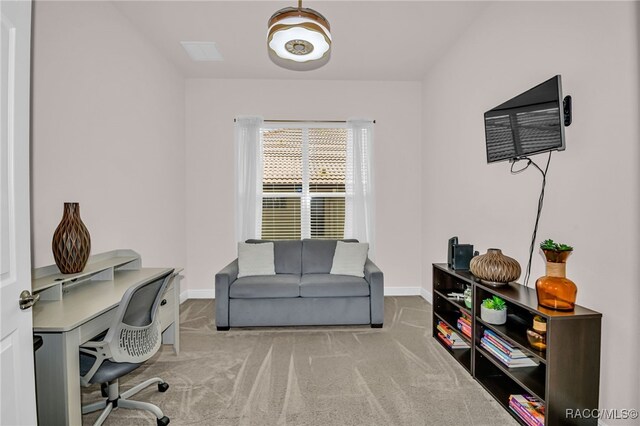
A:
[261,125,347,240]
[234,117,374,256]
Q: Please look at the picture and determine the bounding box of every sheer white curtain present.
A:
[345,118,376,259]
[234,116,264,242]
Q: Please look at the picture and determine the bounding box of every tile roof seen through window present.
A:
[261,128,346,185]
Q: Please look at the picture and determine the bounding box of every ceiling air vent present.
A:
[180,42,224,62]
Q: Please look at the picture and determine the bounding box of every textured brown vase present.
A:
[52,203,91,274]
[470,248,521,286]
[535,250,576,311]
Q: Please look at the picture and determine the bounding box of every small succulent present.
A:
[540,239,573,263]
[482,296,506,311]
[540,239,573,252]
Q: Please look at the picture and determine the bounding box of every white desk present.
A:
[32,251,180,426]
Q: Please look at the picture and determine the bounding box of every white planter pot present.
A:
[481,305,507,325]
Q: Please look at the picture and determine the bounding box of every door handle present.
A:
[19,290,40,310]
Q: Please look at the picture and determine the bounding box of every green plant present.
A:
[482,296,506,311]
[540,239,573,252]
[540,239,573,262]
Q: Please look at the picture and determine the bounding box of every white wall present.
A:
[31,1,186,271]
[185,79,422,295]
[421,1,639,421]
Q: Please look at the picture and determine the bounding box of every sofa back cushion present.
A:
[302,239,359,274]
[245,240,302,275]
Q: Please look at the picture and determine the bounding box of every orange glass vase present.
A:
[535,250,577,311]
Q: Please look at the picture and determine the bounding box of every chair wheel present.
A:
[157,416,170,426]
[101,383,108,397]
[158,382,169,392]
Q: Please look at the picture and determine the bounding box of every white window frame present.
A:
[260,122,347,240]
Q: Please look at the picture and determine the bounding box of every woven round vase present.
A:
[52,202,91,274]
[470,248,521,287]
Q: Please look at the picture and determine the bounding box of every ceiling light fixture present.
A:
[267,0,331,71]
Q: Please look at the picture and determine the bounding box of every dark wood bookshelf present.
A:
[476,346,546,401]
[434,310,470,339]
[434,288,471,316]
[432,263,602,426]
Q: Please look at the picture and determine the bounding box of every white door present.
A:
[0,1,37,425]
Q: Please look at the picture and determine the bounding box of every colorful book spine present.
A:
[510,394,545,420]
[439,333,468,349]
[483,330,528,359]
[436,321,453,337]
[509,395,544,426]
[481,339,537,367]
[438,322,465,342]
[457,320,472,338]
[483,333,511,353]
[457,324,471,336]
[509,395,545,425]
[480,338,512,365]
[509,402,541,426]
[484,329,515,351]
[437,332,453,347]
[437,319,469,349]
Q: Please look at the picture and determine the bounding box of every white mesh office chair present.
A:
[79,270,174,426]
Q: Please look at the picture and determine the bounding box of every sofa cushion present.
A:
[300,274,370,298]
[330,241,369,277]
[246,239,302,275]
[302,240,336,274]
[229,274,300,299]
[302,239,359,274]
[237,242,275,278]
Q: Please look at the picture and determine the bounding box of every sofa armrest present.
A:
[215,259,239,329]
[364,258,384,326]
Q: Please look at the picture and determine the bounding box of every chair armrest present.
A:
[364,259,384,326]
[215,259,238,328]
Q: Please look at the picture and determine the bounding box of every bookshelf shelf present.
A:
[476,346,546,401]
[432,286,472,372]
[433,263,602,426]
[434,289,472,316]
[476,316,547,364]
[434,311,471,344]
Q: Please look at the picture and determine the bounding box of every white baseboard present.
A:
[384,286,432,305]
[384,286,420,296]
[180,289,214,303]
[420,288,432,304]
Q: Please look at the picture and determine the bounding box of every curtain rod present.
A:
[233,119,376,124]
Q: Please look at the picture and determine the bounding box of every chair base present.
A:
[83,377,170,426]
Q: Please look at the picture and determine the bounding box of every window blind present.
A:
[260,126,347,240]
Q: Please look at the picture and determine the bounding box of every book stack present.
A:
[480,329,537,368]
[456,311,472,339]
[436,320,470,349]
[509,394,545,426]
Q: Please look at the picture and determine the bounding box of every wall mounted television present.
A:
[484,75,568,163]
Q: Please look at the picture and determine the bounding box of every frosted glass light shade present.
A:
[267,7,331,71]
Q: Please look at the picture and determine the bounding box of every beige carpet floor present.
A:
[82,297,516,425]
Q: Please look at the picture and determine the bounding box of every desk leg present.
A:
[161,275,180,355]
[161,323,179,355]
[35,330,82,426]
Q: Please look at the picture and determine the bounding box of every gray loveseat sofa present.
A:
[215,239,384,330]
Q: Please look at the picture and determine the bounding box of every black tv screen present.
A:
[484,75,566,163]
